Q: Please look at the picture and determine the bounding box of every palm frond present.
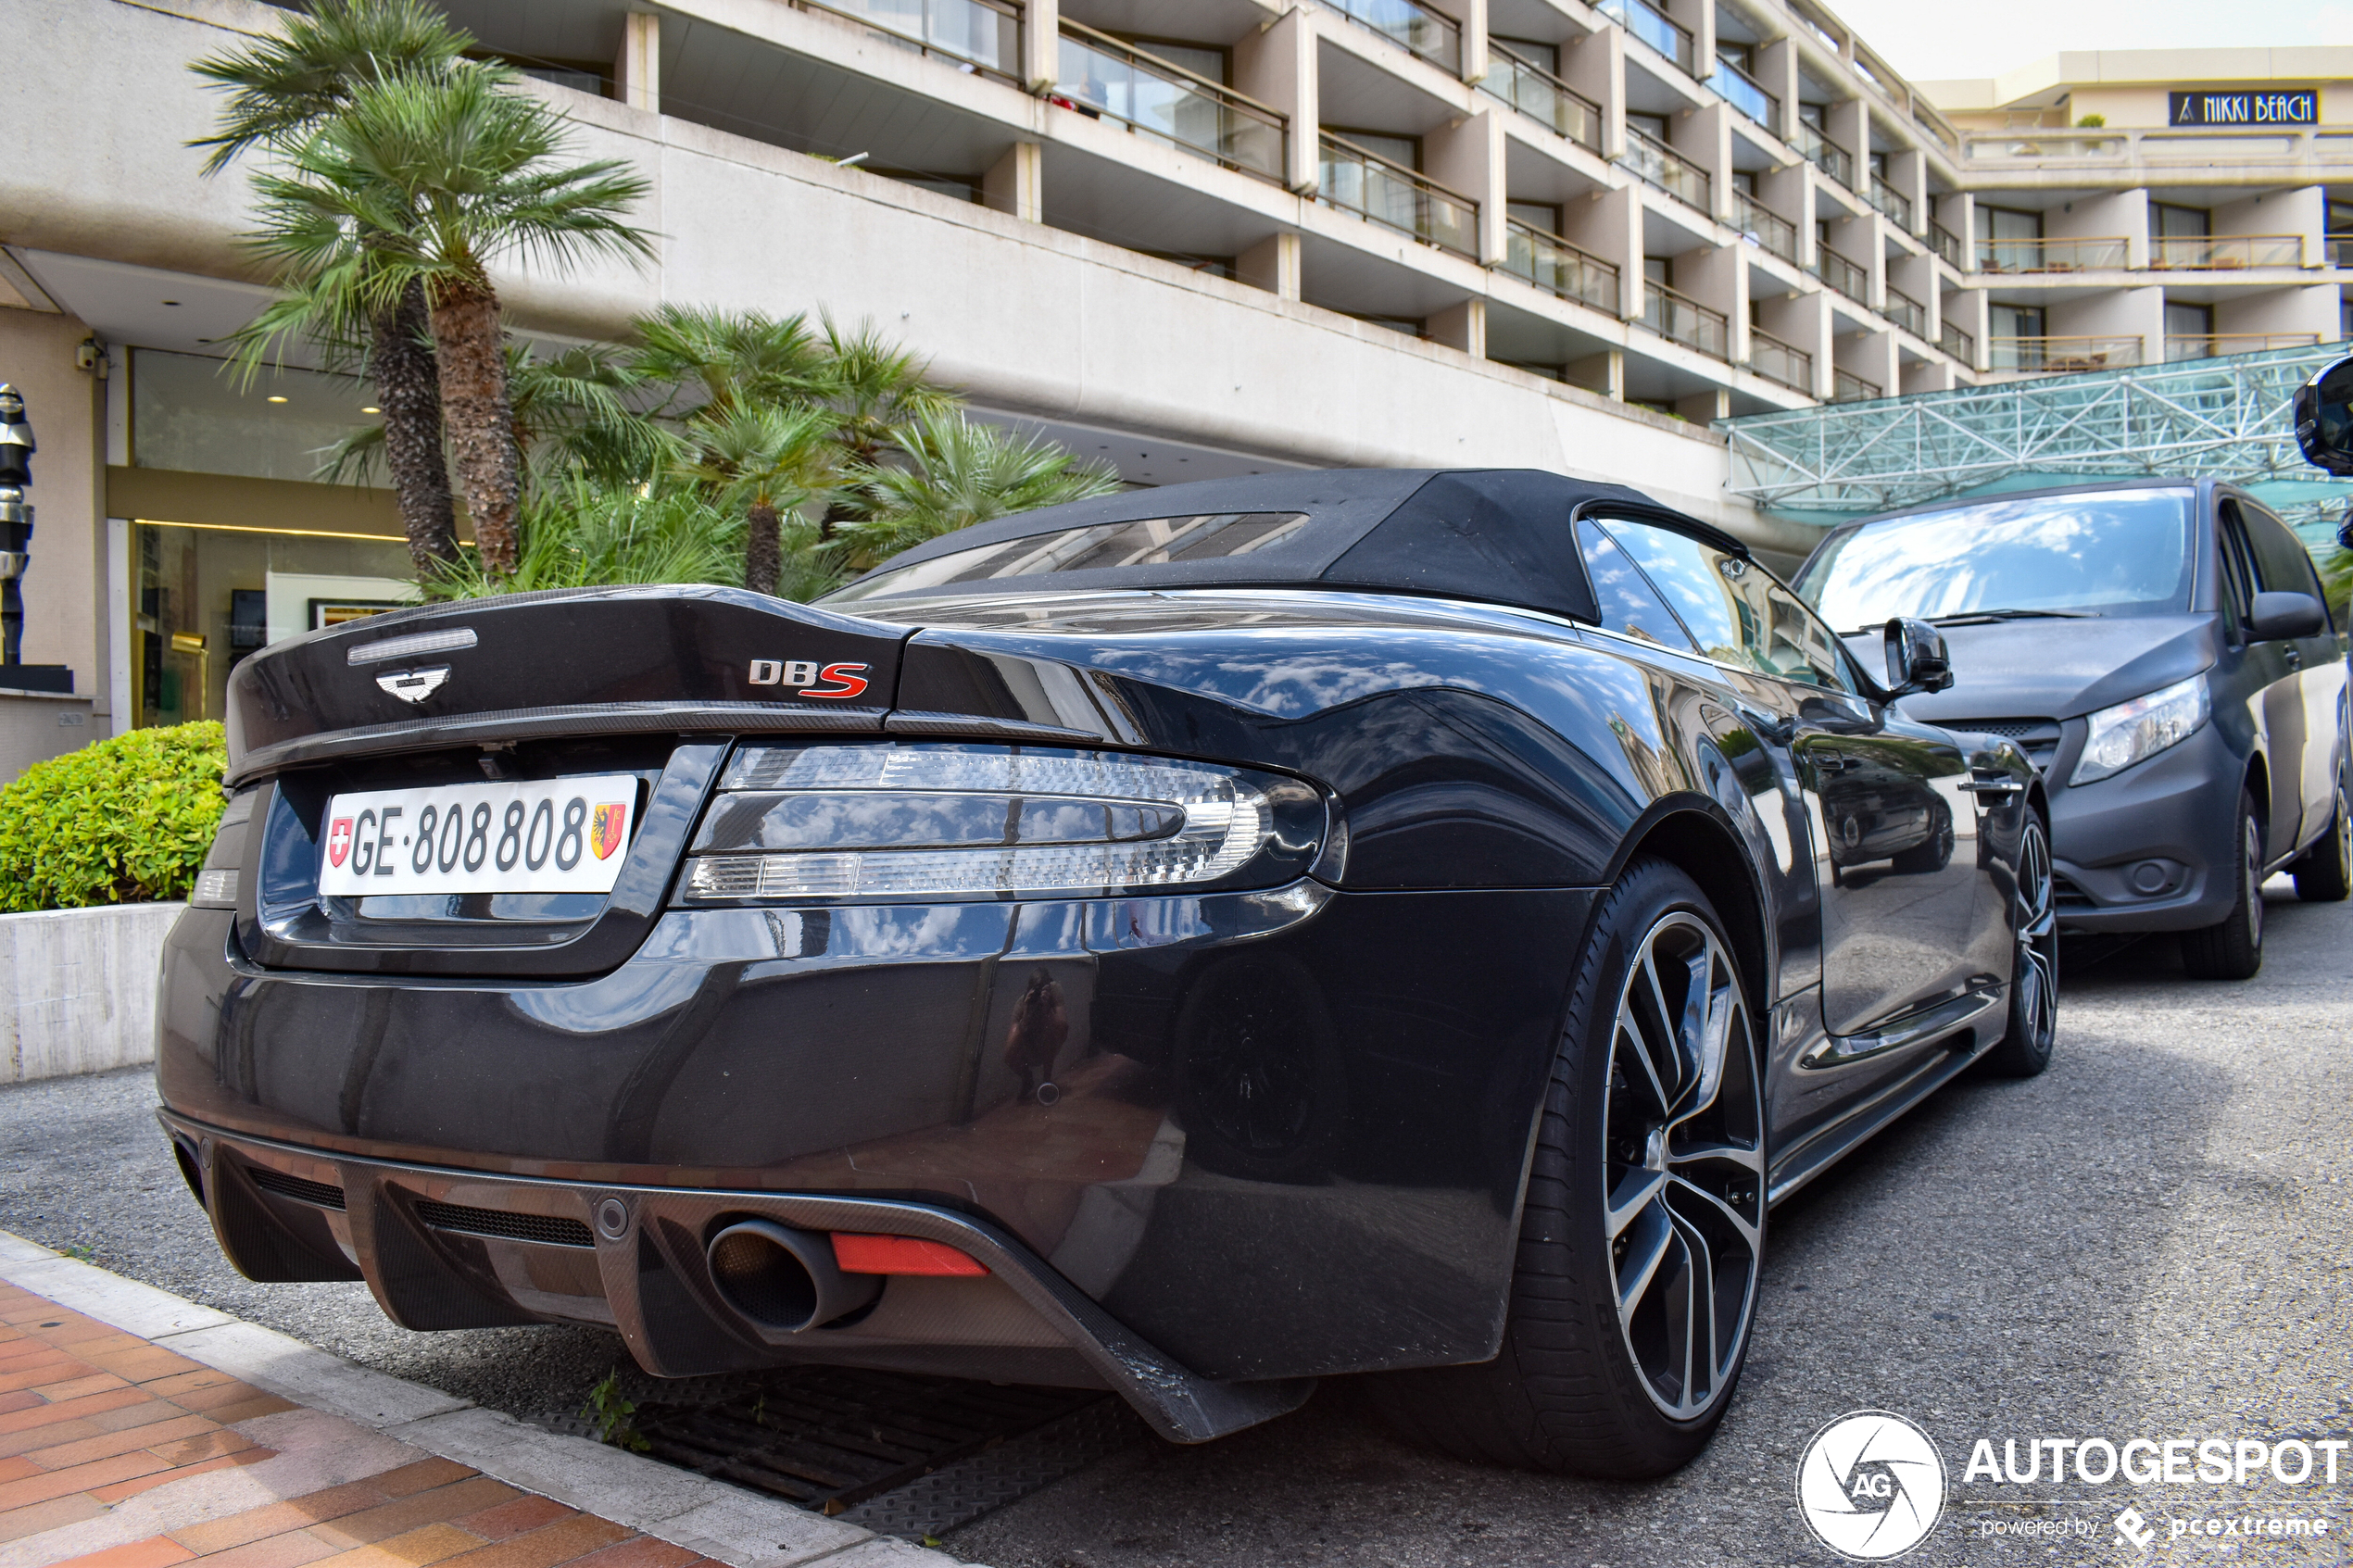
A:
[188,0,474,176]
[836,413,1121,568]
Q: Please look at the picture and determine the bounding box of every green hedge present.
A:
[0,722,227,913]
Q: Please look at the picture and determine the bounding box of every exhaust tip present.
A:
[706,1220,877,1334]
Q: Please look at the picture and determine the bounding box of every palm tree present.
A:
[812,314,956,538]
[629,306,832,420]
[836,412,1121,569]
[673,403,839,596]
[192,0,473,571]
[244,61,654,576]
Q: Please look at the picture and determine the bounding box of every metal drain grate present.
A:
[413,1199,595,1248]
[248,1167,347,1210]
[634,1366,1136,1529]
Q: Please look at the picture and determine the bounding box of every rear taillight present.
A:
[672,742,1323,905]
[190,790,257,909]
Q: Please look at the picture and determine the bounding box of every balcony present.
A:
[1482,40,1601,150]
[1709,58,1778,133]
[1883,285,1926,338]
[1814,247,1869,305]
[1623,127,1709,212]
[1503,220,1620,314]
[795,0,1020,81]
[1832,369,1881,402]
[1793,122,1853,187]
[1976,235,2129,273]
[1930,221,1963,269]
[1054,23,1286,183]
[2164,332,2322,360]
[1640,279,1730,359]
[2148,233,2304,270]
[1989,334,2142,373]
[1939,320,1974,365]
[2331,232,2353,268]
[1733,193,1796,262]
[1316,133,1478,258]
[1598,0,1696,75]
[1749,330,1811,392]
[1867,178,1912,230]
[1323,0,1462,74]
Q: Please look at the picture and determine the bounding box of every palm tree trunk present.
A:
[371,280,459,573]
[746,497,781,596]
[427,279,522,577]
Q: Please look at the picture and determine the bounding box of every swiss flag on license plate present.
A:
[326,817,354,869]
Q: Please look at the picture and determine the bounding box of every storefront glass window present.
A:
[132,348,382,483]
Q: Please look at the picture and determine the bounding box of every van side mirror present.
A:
[2248,590,2326,642]
[2293,357,2353,479]
[1883,617,1954,696]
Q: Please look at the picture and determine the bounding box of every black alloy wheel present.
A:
[2182,789,2265,981]
[1369,859,1764,1478]
[2290,763,2351,903]
[1977,814,2057,1077]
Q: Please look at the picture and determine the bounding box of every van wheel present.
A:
[1368,859,1762,1479]
[2290,765,2350,903]
[2182,790,2264,980]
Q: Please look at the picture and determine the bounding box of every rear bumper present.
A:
[2047,723,2244,934]
[159,1110,1310,1443]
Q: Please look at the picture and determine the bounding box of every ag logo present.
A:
[748,659,871,700]
[1795,1410,1945,1560]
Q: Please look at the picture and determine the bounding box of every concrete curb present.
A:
[0,1229,975,1567]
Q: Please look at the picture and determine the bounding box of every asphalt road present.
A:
[4,882,2348,1565]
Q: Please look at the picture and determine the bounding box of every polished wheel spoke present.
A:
[1667,1173,1762,1250]
[1606,1166,1667,1239]
[1615,1203,1674,1324]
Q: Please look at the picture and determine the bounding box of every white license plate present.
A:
[320,776,639,897]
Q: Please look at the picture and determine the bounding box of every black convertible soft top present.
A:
[825,468,1742,625]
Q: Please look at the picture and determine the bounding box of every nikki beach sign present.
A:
[2167,89,2319,126]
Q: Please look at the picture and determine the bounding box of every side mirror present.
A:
[1883,617,1954,696]
[2248,590,2326,642]
[2293,356,2353,478]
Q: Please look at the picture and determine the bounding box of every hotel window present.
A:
[2153,204,2211,240]
[1975,205,2041,271]
[1988,304,2046,369]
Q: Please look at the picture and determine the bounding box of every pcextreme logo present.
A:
[1796,1410,1948,1561]
[748,659,871,699]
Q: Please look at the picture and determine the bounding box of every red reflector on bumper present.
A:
[831,1233,989,1276]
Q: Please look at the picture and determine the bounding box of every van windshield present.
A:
[1795,489,2196,633]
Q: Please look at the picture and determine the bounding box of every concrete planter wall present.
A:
[0,902,184,1084]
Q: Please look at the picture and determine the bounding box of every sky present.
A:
[1819,0,2353,83]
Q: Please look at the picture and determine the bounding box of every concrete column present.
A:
[1680,236,1747,362]
[1757,37,1800,143]
[1427,108,1506,265]
[1827,97,1867,188]
[2216,285,2340,344]
[1676,387,1730,422]
[1239,232,1303,299]
[2051,285,2162,369]
[614,12,660,113]
[1564,24,1626,162]
[1891,148,1926,235]
[984,143,1042,222]
[1235,7,1319,194]
[1566,347,1625,399]
[1564,182,1645,320]
[1429,298,1487,356]
[1945,285,1990,370]
[1021,0,1059,94]
[2216,185,2323,266]
[1460,0,1489,84]
[1690,101,1734,223]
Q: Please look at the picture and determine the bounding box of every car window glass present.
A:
[1597,519,1852,689]
[1575,520,1696,652]
[2241,504,2334,630]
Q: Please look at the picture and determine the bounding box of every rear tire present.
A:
[1977,814,2057,1078]
[1369,859,1764,1479]
[2290,766,2350,904]
[2182,790,2265,980]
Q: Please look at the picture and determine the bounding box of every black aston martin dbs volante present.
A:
[157,469,2053,1479]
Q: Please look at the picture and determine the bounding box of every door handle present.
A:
[2285,647,2304,669]
[1958,777,2027,797]
[1818,755,1861,774]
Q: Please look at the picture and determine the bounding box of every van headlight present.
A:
[673,743,1325,903]
[2071,674,2210,784]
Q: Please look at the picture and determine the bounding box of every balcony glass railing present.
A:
[1624,126,1709,212]
[1323,0,1462,74]
[1939,320,1974,365]
[1482,40,1601,150]
[1975,235,2129,273]
[1883,285,1926,337]
[1317,133,1478,258]
[1930,221,1964,268]
[2164,332,2322,360]
[1709,58,1778,132]
[1054,23,1286,182]
[2148,234,2303,270]
[1749,330,1811,392]
[1598,0,1696,75]
[1988,334,2142,373]
[1793,122,1853,187]
[1733,193,1796,262]
[1641,280,1730,359]
[1814,246,1869,304]
[795,0,1019,80]
[1867,178,1912,230]
[1503,220,1621,314]
[1832,369,1881,402]
[2330,232,2353,269]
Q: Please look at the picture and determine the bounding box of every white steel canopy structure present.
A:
[1720,344,2353,548]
